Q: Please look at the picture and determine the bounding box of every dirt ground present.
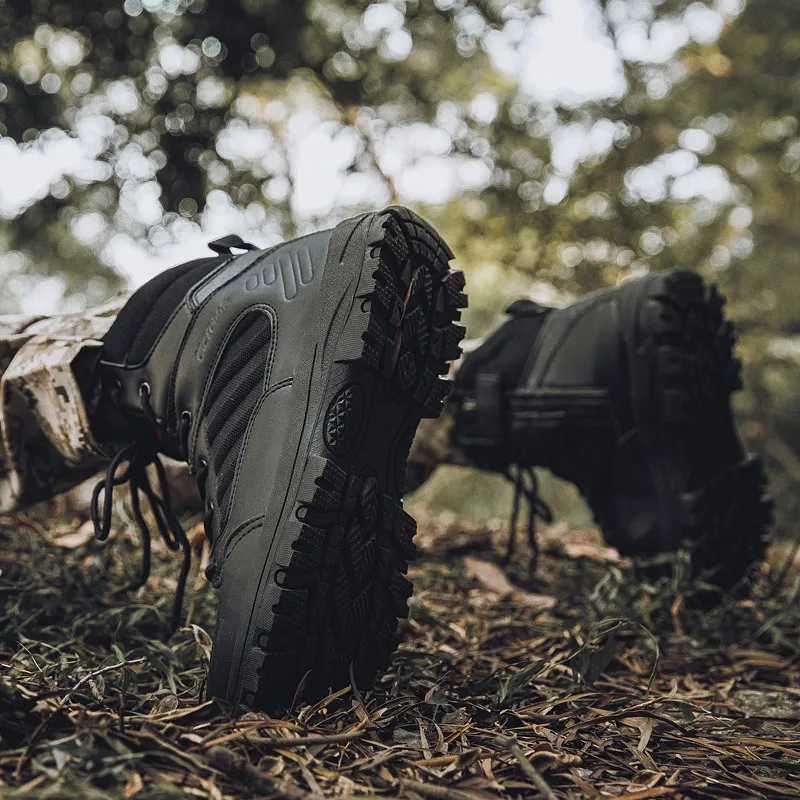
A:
[1,500,799,799]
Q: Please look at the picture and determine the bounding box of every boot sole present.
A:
[222,208,466,711]
[626,271,772,589]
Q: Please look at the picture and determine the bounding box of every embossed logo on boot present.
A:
[196,298,231,361]
[244,244,315,300]
[324,384,364,456]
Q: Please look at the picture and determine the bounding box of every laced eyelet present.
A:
[138,381,159,427]
[178,410,193,462]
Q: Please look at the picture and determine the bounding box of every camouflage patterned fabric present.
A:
[0,297,127,512]
[0,297,470,512]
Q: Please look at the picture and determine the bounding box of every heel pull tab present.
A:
[505,299,546,316]
[208,235,258,255]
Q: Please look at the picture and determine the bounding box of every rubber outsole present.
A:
[235,208,466,711]
[628,271,772,590]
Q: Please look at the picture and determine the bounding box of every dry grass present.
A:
[1,501,799,799]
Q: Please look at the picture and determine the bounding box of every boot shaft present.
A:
[100,229,339,463]
[452,284,626,486]
[96,208,467,711]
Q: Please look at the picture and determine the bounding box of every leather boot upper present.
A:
[452,287,623,492]
[99,226,347,580]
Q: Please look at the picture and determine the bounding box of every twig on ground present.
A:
[208,746,308,799]
[247,730,367,749]
[58,657,146,706]
[496,736,557,800]
[397,778,491,800]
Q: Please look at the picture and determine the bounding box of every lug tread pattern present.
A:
[323,384,364,456]
[640,271,772,590]
[335,206,467,417]
[240,207,465,710]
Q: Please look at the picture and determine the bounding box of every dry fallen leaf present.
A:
[624,716,655,752]
[52,520,94,549]
[620,788,674,800]
[515,591,558,610]
[123,772,144,799]
[627,769,665,790]
[529,742,582,767]
[191,623,213,662]
[463,557,555,609]
[463,556,517,595]
[562,541,624,563]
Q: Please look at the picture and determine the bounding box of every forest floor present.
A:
[1,500,799,800]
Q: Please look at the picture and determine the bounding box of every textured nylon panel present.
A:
[103,256,225,365]
[205,314,270,413]
[205,310,272,525]
[454,302,550,394]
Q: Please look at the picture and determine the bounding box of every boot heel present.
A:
[336,207,467,419]
[237,207,467,711]
[639,270,771,590]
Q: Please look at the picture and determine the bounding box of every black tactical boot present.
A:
[93,207,467,711]
[452,271,772,590]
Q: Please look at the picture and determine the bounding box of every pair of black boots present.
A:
[91,207,771,713]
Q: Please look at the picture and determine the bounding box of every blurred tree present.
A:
[429,0,800,527]
[2,0,799,523]
[1,0,736,310]
[664,0,800,528]
[0,0,525,307]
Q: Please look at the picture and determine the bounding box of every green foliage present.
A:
[0,0,521,304]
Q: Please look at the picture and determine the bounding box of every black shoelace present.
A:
[90,383,196,632]
[502,464,554,572]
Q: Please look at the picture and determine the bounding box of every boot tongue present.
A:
[71,347,143,453]
[103,255,224,367]
[98,254,232,450]
[450,300,552,474]
[454,300,551,396]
